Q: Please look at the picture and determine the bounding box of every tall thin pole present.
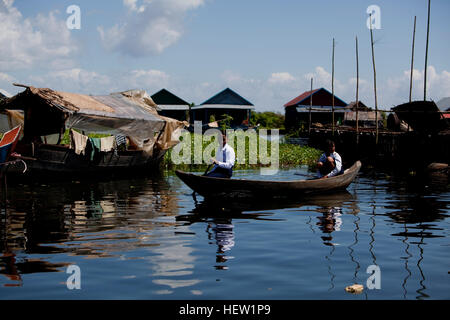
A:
[332,38,335,135]
[309,77,313,135]
[409,16,417,103]
[370,14,379,145]
[424,0,431,101]
[355,36,359,144]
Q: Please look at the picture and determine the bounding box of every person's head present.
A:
[325,139,335,154]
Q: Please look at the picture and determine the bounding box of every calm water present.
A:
[0,167,449,300]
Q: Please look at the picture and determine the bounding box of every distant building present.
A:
[284,87,348,131]
[191,88,255,127]
[345,101,371,112]
[151,89,190,121]
[342,101,384,127]
[437,97,450,112]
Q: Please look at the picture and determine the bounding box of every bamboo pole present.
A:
[424,0,431,101]
[355,36,359,144]
[332,38,335,135]
[409,16,417,103]
[309,77,313,135]
[369,14,379,145]
[408,16,417,133]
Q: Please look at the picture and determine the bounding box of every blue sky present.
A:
[1,0,449,112]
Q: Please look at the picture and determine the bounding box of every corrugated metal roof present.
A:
[296,107,347,112]
[284,87,348,108]
[157,104,190,111]
[284,89,320,107]
[151,89,190,106]
[344,111,383,121]
[345,101,371,111]
[201,88,254,106]
[91,94,163,122]
[0,85,163,123]
[191,104,255,110]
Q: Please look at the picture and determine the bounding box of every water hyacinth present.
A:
[162,131,321,172]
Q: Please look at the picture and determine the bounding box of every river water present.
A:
[0,167,448,300]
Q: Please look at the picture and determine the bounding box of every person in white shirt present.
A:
[206,133,235,178]
[317,140,342,179]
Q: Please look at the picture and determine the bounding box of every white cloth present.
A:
[317,151,342,178]
[215,143,235,170]
[70,129,88,155]
[100,136,115,152]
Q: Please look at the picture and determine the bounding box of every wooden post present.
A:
[370,14,379,145]
[309,77,313,135]
[424,0,431,101]
[332,38,335,135]
[409,16,417,104]
[408,16,417,133]
[355,36,359,144]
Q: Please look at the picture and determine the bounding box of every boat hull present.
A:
[6,144,166,179]
[176,161,361,199]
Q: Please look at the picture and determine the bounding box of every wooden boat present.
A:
[176,161,361,199]
[0,85,186,179]
[9,143,165,178]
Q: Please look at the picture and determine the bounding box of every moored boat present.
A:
[176,161,361,199]
[0,85,187,178]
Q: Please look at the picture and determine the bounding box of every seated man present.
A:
[317,140,342,179]
[205,132,235,178]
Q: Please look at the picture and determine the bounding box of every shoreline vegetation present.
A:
[162,132,321,172]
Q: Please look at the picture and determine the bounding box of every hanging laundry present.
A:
[100,135,115,152]
[89,137,101,161]
[115,134,127,147]
[70,129,88,155]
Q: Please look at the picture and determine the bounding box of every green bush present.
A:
[162,131,321,171]
[250,112,285,130]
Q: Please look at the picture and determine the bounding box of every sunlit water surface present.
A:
[0,167,449,299]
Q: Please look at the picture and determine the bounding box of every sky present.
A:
[1,0,449,112]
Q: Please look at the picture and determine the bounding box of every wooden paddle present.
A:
[203,163,213,176]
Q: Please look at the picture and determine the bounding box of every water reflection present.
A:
[0,167,448,299]
[207,219,235,270]
[384,180,448,299]
[176,197,279,272]
[311,192,356,246]
[0,175,183,288]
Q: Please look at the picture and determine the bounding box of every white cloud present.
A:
[0,72,14,82]
[21,68,171,95]
[27,68,111,94]
[125,69,170,90]
[0,0,77,71]
[268,72,296,84]
[305,66,332,88]
[385,66,450,107]
[222,70,242,84]
[98,0,205,56]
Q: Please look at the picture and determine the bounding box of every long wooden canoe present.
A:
[176,161,361,199]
